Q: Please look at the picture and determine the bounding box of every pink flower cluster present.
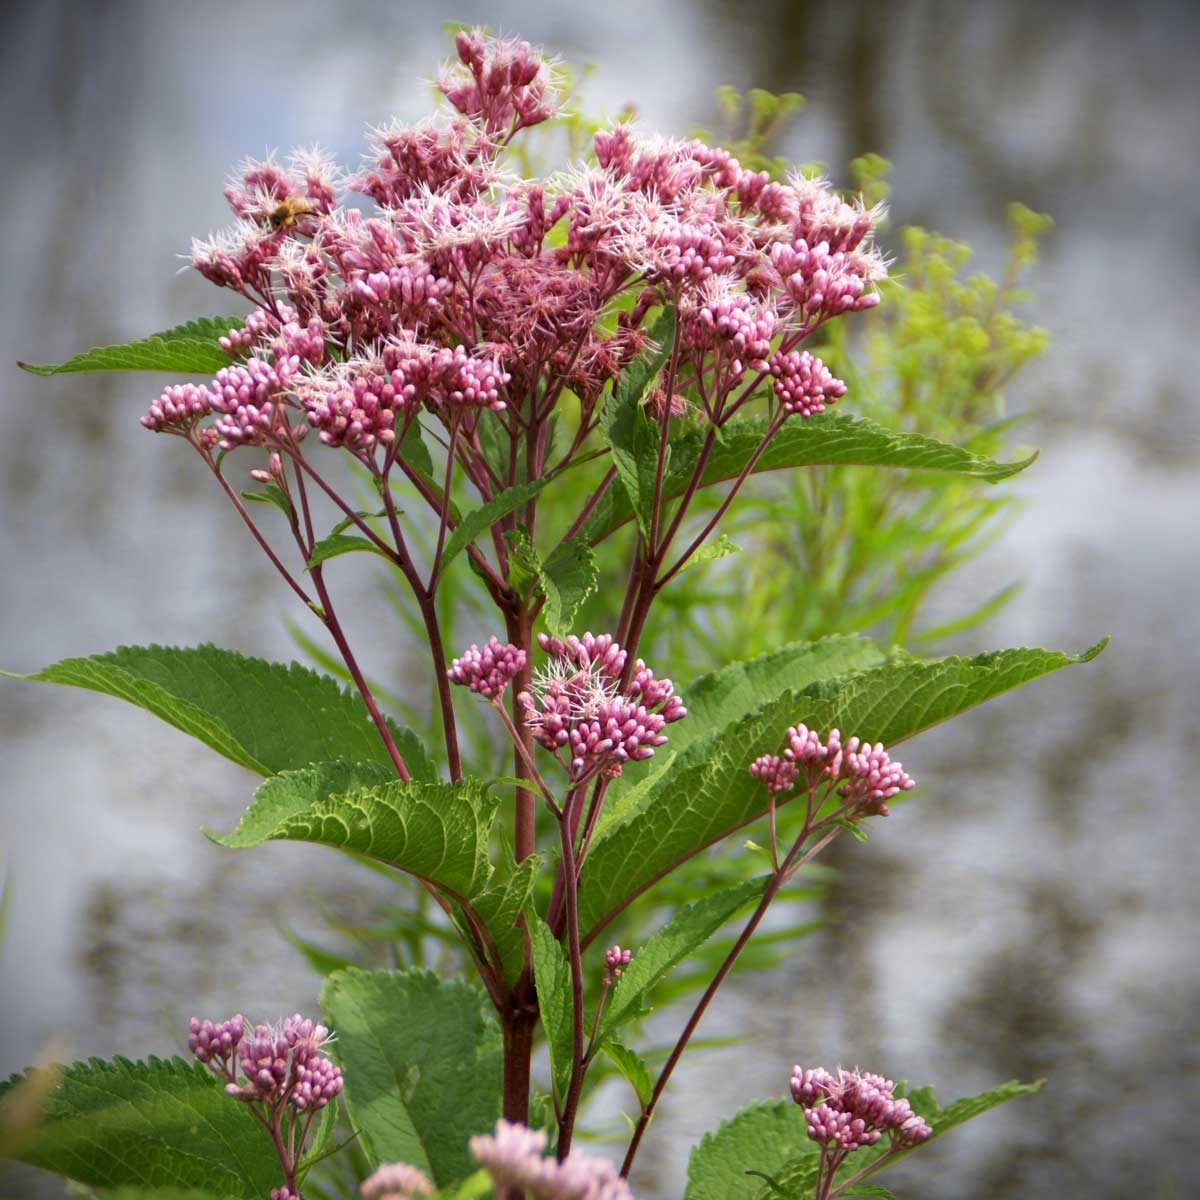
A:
[517,633,685,783]
[188,1012,343,1112]
[449,636,528,701]
[750,723,915,817]
[146,29,885,473]
[469,1120,633,1199]
[360,1162,434,1200]
[790,1067,932,1152]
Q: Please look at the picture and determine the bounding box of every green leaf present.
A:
[598,636,886,839]
[540,538,599,637]
[397,421,435,479]
[601,876,768,1037]
[579,640,1107,940]
[676,533,742,575]
[529,916,573,1102]
[19,316,243,377]
[322,969,501,1187]
[211,765,497,900]
[0,1056,278,1197]
[599,308,676,535]
[241,484,294,521]
[599,1040,654,1109]
[582,412,1037,544]
[470,855,540,985]
[2,644,434,780]
[306,533,393,569]
[440,480,545,571]
[684,1099,810,1200]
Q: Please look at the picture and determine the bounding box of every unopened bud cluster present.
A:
[790,1066,932,1154]
[448,637,527,701]
[517,633,685,782]
[469,1120,633,1199]
[750,723,914,818]
[604,944,633,981]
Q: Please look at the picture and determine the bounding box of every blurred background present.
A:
[1,1,1197,1197]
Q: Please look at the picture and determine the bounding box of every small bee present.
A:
[267,196,316,230]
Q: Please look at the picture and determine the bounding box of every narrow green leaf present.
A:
[685,1099,810,1200]
[0,1056,278,1197]
[211,765,497,900]
[241,484,294,521]
[599,308,676,535]
[2,644,434,780]
[582,411,1038,544]
[599,1040,654,1109]
[676,533,742,575]
[529,916,573,1102]
[322,969,501,1186]
[601,876,768,1037]
[306,533,392,569]
[397,421,435,479]
[440,480,545,571]
[19,316,244,377]
[540,538,599,637]
[580,640,1107,940]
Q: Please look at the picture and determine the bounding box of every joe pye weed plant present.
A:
[1,30,1105,1200]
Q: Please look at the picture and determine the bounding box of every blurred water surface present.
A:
[1,2,1197,1197]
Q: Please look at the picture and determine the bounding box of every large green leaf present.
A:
[599,308,676,536]
[582,412,1037,544]
[19,316,244,377]
[685,1099,810,1200]
[579,640,1106,940]
[601,876,768,1038]
[3,644,433,780]
[0,1057,278,1197]
[529,916,573,1101]
[597,635,888,839]
[322,969,501,1187]
[211,765,497,900]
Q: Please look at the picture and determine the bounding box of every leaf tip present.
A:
[1078,636,1110,663]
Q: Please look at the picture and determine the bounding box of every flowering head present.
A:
[517,633,685,783]
[468,1120,633,1199]
[360,1162,434,1200]
[438,31,561,136]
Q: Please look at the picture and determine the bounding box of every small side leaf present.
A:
[440,480,545,571]
[529,916,573,1102]
[599,1040,654,1109]
[540,538,599,637]
[306,533,393,569]
[19,316,244,377]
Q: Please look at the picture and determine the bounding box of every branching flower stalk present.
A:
[133,27,908,1187]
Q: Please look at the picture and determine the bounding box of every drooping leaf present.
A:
[529,916,573,1101]
[675,533,742,575]
[322,969,502,1187]
[540,538,599,637]
[470,855,540,985]
[582,411,1038,544]
[241,484,294,521]
[599,308,676,535]
[19,316,244,377]
[2,645,434,780]
[440,480,545,571]
[684,1099,810,1200]
[599,1040,654,1109]
[601,876,769,1038]
[580,640,1107,940]
[211,765,497,900]
[0,1056,278,1197]
[306,533,393,569]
